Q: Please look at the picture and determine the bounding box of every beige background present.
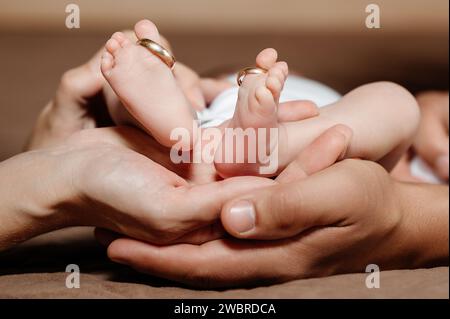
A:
[0,0,448,33]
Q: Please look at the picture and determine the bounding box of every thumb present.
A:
[58,48,104,101]
[221,125,353,239]
[221,159,377,240]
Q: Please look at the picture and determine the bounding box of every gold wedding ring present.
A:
[137,38,176,70]
[237,67,267,86]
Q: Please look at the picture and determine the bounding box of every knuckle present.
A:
[340,159,390,213]
[268,188,299,230]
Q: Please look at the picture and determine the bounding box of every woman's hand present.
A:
[414,91,449,180]
[1,126,280,252]
[104,126,449,288]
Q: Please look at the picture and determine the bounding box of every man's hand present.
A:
[104,126,449,288]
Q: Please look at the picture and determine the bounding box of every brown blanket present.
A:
[0,227,448,298]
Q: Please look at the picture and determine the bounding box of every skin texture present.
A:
[106,156,449,288]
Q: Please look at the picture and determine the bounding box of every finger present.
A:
[58,48,105,102]
[173,63,206,110]
[96,222,225,246]
[277,100,319,122]
[170,175,276,224]
[221,159,373,240]
[276,124,352,183]
[168,222,226,244]
[107,237,296,288]
[199,78,233,104]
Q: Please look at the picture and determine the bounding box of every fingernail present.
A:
[227,200,255,233]
[435,154,449,179]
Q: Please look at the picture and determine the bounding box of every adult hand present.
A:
[1,126,280,252]
[414,91,449,180]
[105,125,449,287]
[25,47,108,151]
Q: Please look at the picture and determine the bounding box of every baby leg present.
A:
[283,81,421,170]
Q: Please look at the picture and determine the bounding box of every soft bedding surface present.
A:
[0,228,447,299]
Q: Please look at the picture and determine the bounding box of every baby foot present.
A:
[101,19,196,149]
[214,48,288,177]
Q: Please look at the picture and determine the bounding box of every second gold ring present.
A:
[237,67,267,86]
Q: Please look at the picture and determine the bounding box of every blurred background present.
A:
[0,0,448,160]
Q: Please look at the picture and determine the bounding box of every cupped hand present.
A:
[66,127,285,244]
[5,126,284,251]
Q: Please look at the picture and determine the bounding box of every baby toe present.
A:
[275,61,289,78]
[134,19,161,43]
[256,48,278,70]
[253,86,277,116]
[100,50,114,74]
[111,32,131,47]
[266,72,283,97]
[105,38,121,55]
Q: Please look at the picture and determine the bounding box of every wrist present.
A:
[396,181,449,268]
[0,150,76,250]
